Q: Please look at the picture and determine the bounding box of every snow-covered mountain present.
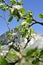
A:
[25,33,43,50]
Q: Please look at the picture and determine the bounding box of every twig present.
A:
[29,22,36,27]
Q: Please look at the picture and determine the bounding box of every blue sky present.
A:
[0,0,43,35]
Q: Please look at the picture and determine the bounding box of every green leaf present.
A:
[28,11,33,17]
[30,28,34,34]
[20,8,25,14]
[25,18,32,23]
[0,3,8,11]
[32,58,39,65]
[39,50,43,58]
[0,3,4,8]
[26,48,37,58]
[13,9,21,18]
[24,11,33,18]
[34,50,40,56]
[7,32,13,37]
[24,13,30,18]
[17,2,23,5]
[10,0,16,5]
[8,16,13,22]
[22,29,28,37]
[15,26,19,31]
[39,14,43,19]
[0,57,9,65]
[6,51,18,62]
[40,50,43,56]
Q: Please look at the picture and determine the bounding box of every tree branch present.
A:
[32,18,43,25]
[29,22,36,27]
[28,18,43,27]
[24,39,30,49]
[22,16,43,27]
[24,36,31,49]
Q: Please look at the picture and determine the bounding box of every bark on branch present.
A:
[28,18,43,27]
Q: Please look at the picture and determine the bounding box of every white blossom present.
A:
[12,5,22,10]
[8,42,13,46]
[12,33,17,36]
[0,50,8,56]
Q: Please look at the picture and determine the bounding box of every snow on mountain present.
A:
[0,29,43,56]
